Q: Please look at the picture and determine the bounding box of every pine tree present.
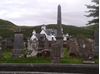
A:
[86,0,99,25]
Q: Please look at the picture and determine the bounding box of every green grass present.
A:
[0,50,51,63]
[60,48,83,64]
[0,49,98,64]
[3,51,12,59]
[95,58,99,64]
[61,48,99,64]
[0,57,51,63]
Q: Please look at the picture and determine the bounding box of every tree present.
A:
[86,0,99,25]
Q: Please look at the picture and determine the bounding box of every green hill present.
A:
[0,19,17,30]
[0,19,97,39]
[21,24,96,38]
[0,19,17,38]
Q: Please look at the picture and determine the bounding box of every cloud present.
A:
[0,0,92,26]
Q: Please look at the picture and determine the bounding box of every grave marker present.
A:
[13,29,24,58]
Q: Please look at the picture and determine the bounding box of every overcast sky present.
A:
[0,0,92,26]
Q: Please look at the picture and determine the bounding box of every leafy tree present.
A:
[86,0,99,25]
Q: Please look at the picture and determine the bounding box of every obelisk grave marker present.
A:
[51,4,63,63]
[56,4,64,58]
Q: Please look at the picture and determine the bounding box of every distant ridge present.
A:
[0,19,17,38]
[0,19,17,30]
[0,19,97,38]
[21,24,95,38]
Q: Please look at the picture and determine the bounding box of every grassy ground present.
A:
[61,48,99,64]
[0,49,98,64]
[0,50,51,63]
[95,58,99,64]
[61,48,83,64]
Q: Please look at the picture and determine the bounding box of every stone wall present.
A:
[0,64,98,74]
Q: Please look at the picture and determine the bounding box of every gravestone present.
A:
[27,39,38,57]
[77,37,87,58]
[94,30,99,57]
[6,38,13,49]
[77,37,95,63]
[68,38,79,57]
[13,31,24,58]
[51,39,61,63]
[36,34,49,57]
[51,5,63,63]
[57,5,64,58]
[0,36,2,57]
[82,38,95,64]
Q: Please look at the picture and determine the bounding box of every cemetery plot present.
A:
[0,5,98,64]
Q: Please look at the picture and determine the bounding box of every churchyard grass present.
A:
[61,48,83,64]
[0,49,51,63]
[0,48,98,64]
[61,48,99,64]
[95,58,99,64]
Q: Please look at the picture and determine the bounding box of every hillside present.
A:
[0,19,97,39]
[0,19,17,30]
[0,19,17,38]
[21,24,95,38]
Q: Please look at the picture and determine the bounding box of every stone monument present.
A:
[0,36,2,57]
[68,38,79,57]
[13,28,24,58]
[94,30,99,57]
[56,4,64,58]
[51,5,63,63]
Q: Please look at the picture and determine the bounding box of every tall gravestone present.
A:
[57,4,64,58]
[51,5,63,63]
[94,30,99,57]
[13,29,24,58]
[0,36,2,57]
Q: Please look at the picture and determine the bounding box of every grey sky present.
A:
[0,0,92,26]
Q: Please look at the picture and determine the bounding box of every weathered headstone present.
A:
[27,39,38,57]
[94,30,99,57]
[77,37,95,63]
[57,4,64,58]
[51,39,60,63]
[68,38,79,57]
[13,31,24,58]
[77,37,86,58]
[36,34,48,57]
[6,38,13,49]
[0,36,2,57]
[83,39,95,64]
